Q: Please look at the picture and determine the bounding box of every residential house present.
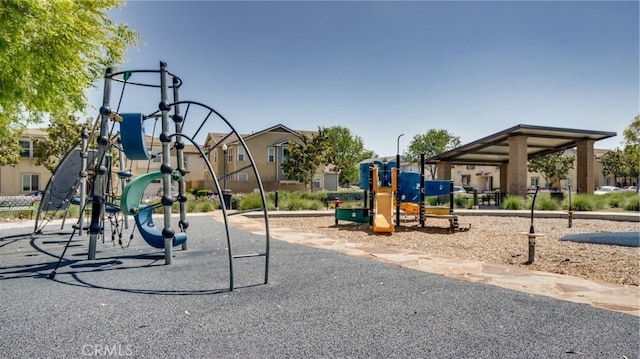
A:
[124,136,207,196]
[0,128,52,196]
[197,124,338,194]
[448,148,616,193]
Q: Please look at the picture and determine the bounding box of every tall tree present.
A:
[599,148,624,185]
[325,126,375,187]
[0,0,140,166]
[281,128,335,190]
[623,115,640,187]
[404,129,461,179]
[623,115,640,147]
[527,151,575,188]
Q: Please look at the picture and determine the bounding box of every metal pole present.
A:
[568,184,573,228]
[420,153,425,228]
[79,126,89,236]
[118,139,128,230]
[172,75,188,250]
[159,61,174,265]
[88,67,113,260]
[527,186,540,264]
[396,134,404,227]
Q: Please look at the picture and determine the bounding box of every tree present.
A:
[281,128,335,190]
[600,117,640,188]
[623,115,640,148]
[324,126,375,187]
[33,115,86,172]
[622,115,640,187]
[527,152,575,189]
[404,129,461,179]
[0,0,140,166]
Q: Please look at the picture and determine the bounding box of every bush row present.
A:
[7,189,637,222]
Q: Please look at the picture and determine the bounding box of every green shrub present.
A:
[534,194,560,211]
[591,195,609,210]
[186,200,199,212]
[425,196,440,206]
[306,199,325,210]
[571,194,595,211]
[607,193,629,209]
[196,189,212,197]
[237,192,270,211]
[301,191,328,202]
[285,197,305,211]
[454,195,469,209]
[199,201,215,212]
[502,196,526,210]
[625,196,640,211]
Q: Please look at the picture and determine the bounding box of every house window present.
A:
[531,177,540,188]
[19,140,32,158]
[227,148,233,163]
[461,174,471,186]
[237,147,245,162]
[268,147,275,163]
[466,165,475,170]
[22,174,40,191]
[238,173,248,181]
[213,150,218,163]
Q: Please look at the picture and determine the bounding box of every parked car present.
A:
[622,186,638,192]
[453,186,467,194]
[594,186,622,195]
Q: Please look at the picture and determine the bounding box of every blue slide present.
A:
[134,205,187,249]
[121,171,187,249]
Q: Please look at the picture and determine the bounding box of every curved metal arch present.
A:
[107,68,184,89]
[169,129,271,290]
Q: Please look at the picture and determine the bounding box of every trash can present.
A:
[222,189,233,209]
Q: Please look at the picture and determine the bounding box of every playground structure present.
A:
[336,154,463,233]
[35,62,270,291]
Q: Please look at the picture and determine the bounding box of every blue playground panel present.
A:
[359,161,397,189]
[424,180,452,196]
[398,172,421,203]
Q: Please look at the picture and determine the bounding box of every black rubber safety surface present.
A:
[1,215,638,358]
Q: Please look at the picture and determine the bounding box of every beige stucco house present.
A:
[2,126,613,197]
[0,128,53,196]
[196,124,338,193]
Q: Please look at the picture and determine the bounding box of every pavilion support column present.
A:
[436,161,452,180]
[508,135,528,196]
[499,163,508,194]
[576,139,595,194]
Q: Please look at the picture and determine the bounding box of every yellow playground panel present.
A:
[399,202,450,216]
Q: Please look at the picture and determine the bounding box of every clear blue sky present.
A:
[91,0,639,156]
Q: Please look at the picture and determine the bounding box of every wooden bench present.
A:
[0,195,39,218]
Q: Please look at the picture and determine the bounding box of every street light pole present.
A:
[222,143,227,190]
[396,133,404,227]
